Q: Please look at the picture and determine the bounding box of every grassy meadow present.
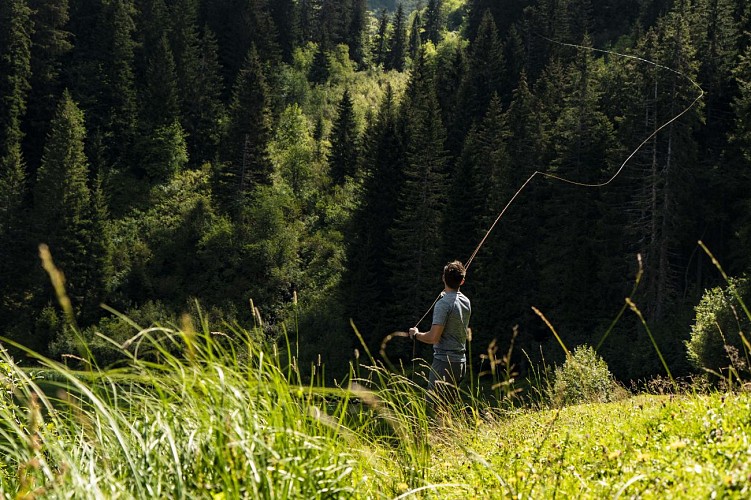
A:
[2,306,751,499]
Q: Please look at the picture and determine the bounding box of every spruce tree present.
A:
[23,0,72,177]
[388,51,450,328]
[270,0,300,63]
[0,0,33,172]
[386,4,407,71]
[373,9,390,67]
[348,0,368,66]
[218,47,273,215]
[625,11,703,323]
[453,11,505,150]
[329,89,359,185]
[536,37,620,339]
[424,0,443,45]
[344,85,406,348]
[409,11,422,61]
[32,91,94,326]
[0,0,33,313]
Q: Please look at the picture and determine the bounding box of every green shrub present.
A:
[550,345,621,406]
[686,277,751,378]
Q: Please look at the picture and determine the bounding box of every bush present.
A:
[550,345,621,406]
[686,277,751,378]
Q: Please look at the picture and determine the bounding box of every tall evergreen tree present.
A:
[536,36,620,340]
[388,51,450,328]
[270,0,300,63]
[0,0,33,173]
[348,0,368,66]
[424,0,443,45]
[23,0,72,178]
[71,0,138,178]
[218,47,273,215]
[373,9,390,67]
[625,10,703,323]
[32,91,96,327]
[386,4,407,71]
[409,10,422,61]
[344,85,405,348]
[0,0,33,314]
[329,89,359,184]
[452,11,505,151]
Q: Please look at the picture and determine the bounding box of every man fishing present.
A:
[409,260,471,406]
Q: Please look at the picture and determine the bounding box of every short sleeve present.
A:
[432,295,451,326]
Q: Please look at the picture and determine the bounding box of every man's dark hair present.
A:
[443,260,466,289]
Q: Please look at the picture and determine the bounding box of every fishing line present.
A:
[411,36,705,330]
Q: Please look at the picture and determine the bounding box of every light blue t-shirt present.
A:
[432,290,471,362]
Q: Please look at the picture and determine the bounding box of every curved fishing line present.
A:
[411,37,705,330]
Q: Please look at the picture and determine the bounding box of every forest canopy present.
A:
[1,0,750,382]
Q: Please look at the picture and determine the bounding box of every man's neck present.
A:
[444,286,458,293]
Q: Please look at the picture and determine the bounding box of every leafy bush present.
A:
[686,277,751,378]
[550,345,621,406]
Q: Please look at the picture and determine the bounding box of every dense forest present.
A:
[1,0,750,382]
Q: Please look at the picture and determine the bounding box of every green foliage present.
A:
[551,345,622,406]
[686,277,751,378]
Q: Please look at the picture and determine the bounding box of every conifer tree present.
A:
[388,51,450,327]
[270,0,300,62]
[75,0,138,177]
[424,0,443,45]
[32,91,94,324]
[435,43,465,153]
[453,11,505,149]
[344,85,405,347]
[0,0,33,309]
[309,41,330,85]
[186,27,225,165]
[373,9,390,67]
[409,11,422,61]
[0,0,33,174]
[218,47,273,215]
[539,45,619,337]
[625,10,703,323]
[24,0,72,177]
[348,0,368,66]
[329,89,359,185]
[386,4,407,71]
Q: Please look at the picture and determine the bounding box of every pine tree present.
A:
[23,0,72,177]
[73,0,138,177]
[625,10,703,323]
[309,41,330,85]
[32,91,94,324]
[424,0,443,45]
[270,0,299,62]
[386,4,407,71]
[218,47,273,215]
[348,0,368,66]
[0,0,33,309]
[453,11,505,149]
[344,84,406,347]
[0,0,33,171]
[388,51,450,328]
[373,9,390,67]
[141,34,180,129]
[536,36,620,337]
[409,10,422,61]
[329,89,359,184]
[186,27,225,165]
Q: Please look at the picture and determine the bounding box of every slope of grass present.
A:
[430,392,751,499]
[3,313,751,499]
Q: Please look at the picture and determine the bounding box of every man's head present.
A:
[443,260,466,289]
